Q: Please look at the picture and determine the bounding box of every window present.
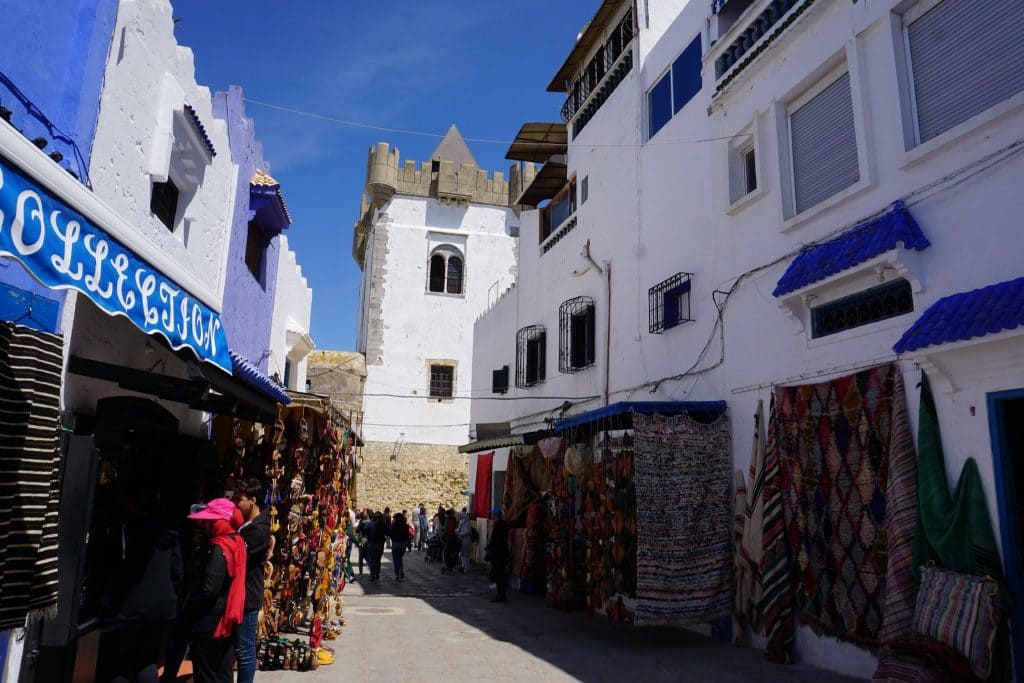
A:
[427,247,464,295]
[447,256,463,295]
[284,358,293,389]
[811,279,914,338]
[728,134,758,204]
[580,176,589,205]
[789,70,859,215]
[245,220,267,285]
[905,0,1024,145]
[429,364,454,398]
[150,179,179,230]
[649,272,693,333]
[540,177,577,243]
[515,325,546,388]
[648,35,702,139]
[491,366,509,394]
[559,297,596,373]
[431,159,441,173]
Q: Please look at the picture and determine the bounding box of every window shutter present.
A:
[672,36,702,113]
[537,332,546,381]
[908,0,1024,144]
[649,73,672,137]
[790,72,859,214]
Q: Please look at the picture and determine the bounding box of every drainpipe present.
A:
[604,259,612,407]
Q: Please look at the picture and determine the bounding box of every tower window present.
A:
[427,246,465,295]
[429,364,454,398]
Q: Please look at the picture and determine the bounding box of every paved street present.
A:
[259,549,861,683]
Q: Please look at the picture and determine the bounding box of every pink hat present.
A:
[188,497,237,521]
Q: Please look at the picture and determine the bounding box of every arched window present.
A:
[427,246,464,295]
[446,256,463,294]
[429,254,446,292]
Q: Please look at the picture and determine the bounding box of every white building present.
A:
[353,126,523,447]
[468,0,1024,678]
[268,234,315,392]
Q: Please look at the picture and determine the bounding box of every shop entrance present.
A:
[988,390,1024,679]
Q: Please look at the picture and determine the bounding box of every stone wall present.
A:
[354,441,468,514]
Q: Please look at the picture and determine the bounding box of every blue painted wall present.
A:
[0,0,119,332]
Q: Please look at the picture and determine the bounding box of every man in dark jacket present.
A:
[487,508,509,603]
[234,479,270,683]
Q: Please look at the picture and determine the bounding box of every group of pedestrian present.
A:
[350,507,414,581]
[95,479,271,683]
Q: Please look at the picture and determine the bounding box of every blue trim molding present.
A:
[230,350,291,405]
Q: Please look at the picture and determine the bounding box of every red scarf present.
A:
[209,518,247,639]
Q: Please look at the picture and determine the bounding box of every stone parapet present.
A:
[354,441,468,514]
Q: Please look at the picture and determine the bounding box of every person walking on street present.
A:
[416,504,428,551]
[355,510,370,576]
[487,507,509,603]
[457,509,472,573]
[390,512,410,580]
[233,479,270,683]
[367,511,388,581]
[184,498,247,682]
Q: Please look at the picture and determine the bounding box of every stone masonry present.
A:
[355,441,468,513]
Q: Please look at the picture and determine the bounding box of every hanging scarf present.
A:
[209,518,247,639]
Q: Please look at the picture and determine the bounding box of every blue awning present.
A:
[250,170,291,234]
[893,275,1024,354]
[0,152,231,372]
[773,201,930,298]
[230,350,291,405]
[555,400,727,431]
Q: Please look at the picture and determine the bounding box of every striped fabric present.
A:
[736,399,767,630]
[871,657,947,683]
[0,322,64,630]
[633,412,732,626]
[759,396,795,662]
[912,566,1000,680]
[880,370,917,643]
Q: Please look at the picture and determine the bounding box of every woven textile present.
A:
[735,399,767,629]
[760,396,795,662]
[770,364,916,647]
[912,566,1000,680]
[633,412,732,626]
[0,322,63,630]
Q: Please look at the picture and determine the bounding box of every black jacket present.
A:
[103,527,183,624]
[238,509,270,611]
[487,519,509,561]
[184,544,232,635]
[369,518,389,542]
[390,517,410,543]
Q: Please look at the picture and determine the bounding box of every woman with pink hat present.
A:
[181,498,247,682]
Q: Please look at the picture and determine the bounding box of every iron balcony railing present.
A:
[714,0,815,93]
[560,12,635,132]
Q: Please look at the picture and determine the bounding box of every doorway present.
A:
[988,391,1024,681]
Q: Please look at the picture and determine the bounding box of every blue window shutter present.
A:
[673,36,702,113]
[649,73,672,137]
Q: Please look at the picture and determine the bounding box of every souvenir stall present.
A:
[212,397,360,672]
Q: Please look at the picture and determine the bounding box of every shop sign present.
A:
[0,155,231,372]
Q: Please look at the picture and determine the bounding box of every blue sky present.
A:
[173,0,597,350]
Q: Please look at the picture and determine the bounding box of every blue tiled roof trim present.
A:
[230,350,291,405]
[183,104,216,158]
[772,201,930,298]
[893,276,1024,354]
[249,183,292,228]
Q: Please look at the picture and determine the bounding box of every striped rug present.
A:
[633,411,732,626]
[0,322,64,629]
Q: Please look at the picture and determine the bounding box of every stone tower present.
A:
[351,125,524,510]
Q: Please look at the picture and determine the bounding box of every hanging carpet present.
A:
[633,411,732,626]
[762,363,916,650]
[473,452,493,520]
[0,322,64,630]
[735,399,767,629]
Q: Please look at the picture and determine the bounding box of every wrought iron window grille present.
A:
[811,279,913,339]
[649,272,694,333]
[515,325,546,388]
[491,366,509,394]
[429,364,454,398]
[559,296,596,373]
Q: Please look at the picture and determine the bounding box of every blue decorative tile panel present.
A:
[893,276,1024,354]
[773,201,930,297]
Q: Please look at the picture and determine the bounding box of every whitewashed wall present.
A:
[361,195,519,445]
[268,235,314,391]
[470,0,1024,677]
[89,0,235,306]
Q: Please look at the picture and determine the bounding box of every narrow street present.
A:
[260,551,859,683]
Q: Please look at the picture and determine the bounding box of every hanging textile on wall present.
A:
[0,322,63,630]
[473,452,493,520]
[760,396,795,662]
[735,399,767,629]
[633,412,732,626]
[763,364,916,649]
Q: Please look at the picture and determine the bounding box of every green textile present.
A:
[914,374,1002,579]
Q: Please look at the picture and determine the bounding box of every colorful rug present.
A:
[633,412,732,626]
[768,363,916,647]
[760,396,795,662]
[735,399,767,630]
